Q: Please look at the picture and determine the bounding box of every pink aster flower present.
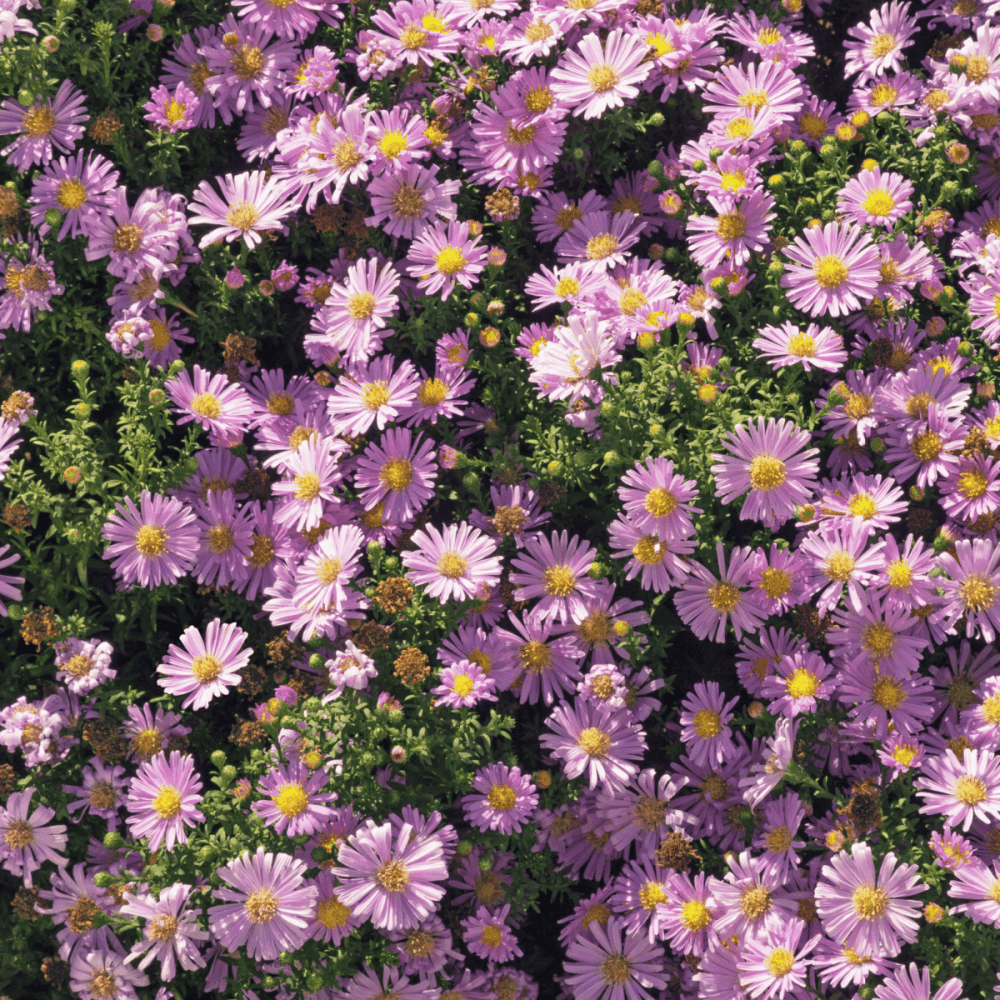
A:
[231,0,328,40]
[460,763,538,836]
[0,787,68,886]
[121,703,191,763]
[101,490,200,590]
[737,917,822,1000]
[62,758,128,829]
[142,81,200,132]
[292,524,366,616]
[29,150,120,241]
[401,521,502,603]
[0,79,88,170]
[509,529,601,625]
[193,488,254,590]
[916,748,1000,831]
[270,435,348,533]
[366,162,460,240]
[948,857,1000,926]
[405,219,486,301]
[815,840,927,957]
[780,221,882,318]
[844,1,918,83]
[318,257,401,365]
[839,661,937,740]
[838,166,915,230]
[539,701,647,795]
[329,817,449,931]
[617,457,702,541]
[550,29,651,120]
[188,170,298,250]
[797,520,886,616]
[740,717,799,808]
[711,417,820,530]
[157,618,251,711]
[354,428,438,524]
[252,761,337,837]
[687,191,775,269]
[873,963,965,1000]
[166,363,254,440]
[753,321,847,373]
[827,589,931,672]
[208,846,319,961]
[327,355,419,437]
[702,59,805,124]
[119,883,210,981]
[563,917,668,998]
[936,538,1000,643]
[125,750,205,853]
[462,903,523,964]
[555,209,643,272]
[760,648,839,719]
[70,943,149,1000]
[53,636,116,696]
[678,681,739,768]
[431,660,497,709]
[674,542,768,643]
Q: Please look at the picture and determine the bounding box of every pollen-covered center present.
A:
[748,454,786,491]
[587,63,620,93]
[813,254,849,289]
[577,726,611,758]
[375,859,410,892]
[135,525,168,557]
[436,550,468,578]
[852,883,889,920]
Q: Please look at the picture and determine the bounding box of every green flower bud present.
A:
[462,472,480,492]
[44,208,63,228]
[384,555,400,571]
[478,853,494,872]
[210,750,227,769]
[588,560,608,580]
[858,988,876,1000]
[646,159,665,178]
[691,159,707,173]
[767,174,784,189]
[664,247,682,263]
[457,840,474,856]
[71,360,89,376]
[821,208,835,222]
[957,341,974,357]
[647,112,665,128]
[17,90,34,107]
[709,276,728,295]
[941,180,960,200]
[221,765,237,782]
[309,653,325,670]
[870,437,886,454]
[602,450,621,466]
[261,976,280,990]
[819,142,838,160]
[305,972,325,993]
[789,139,807,156]
[366,540,382,561]
[574,449,593,468]
[93,871,117,888]
[279,952,294,965]
[708,147,723,162]
[767,261,785,278]
[103,831,124,850]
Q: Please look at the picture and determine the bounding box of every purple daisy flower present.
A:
[121,703,191,763]
[70,942,149,1000]
[327,355,420,437]
[674,542,768,643]
[937,538,1000,643]
[125,750,205,852]
[760,648,838,719]
[550,29,651,120]
[119,883,210,981]
[827,589,930,672]
[563,917,668,998]
[882,408,964,489]
[208,846,319,961]
[797,520,886,616]
[753,321,848,373]
[0,787,67,886]
[101,490,199,590]
[462,903,523,963]
[405,219,486,301]
[83,186,180,284]
[0,244,65,333]
[329,817,449,931]
[193,488,254,590]
[353,428,438,524]
[711,417,820,530]
[737,917,822,1000]
[687,190,775,269]
[334,965,440,1000]
[62,757,128,829]
[0,79,88,170]
[188,170,298,250]
[540,701,647,795]
[142,81,200,132]
[509,529,601,625]
[678,681,739,768]
[839,660,936,740]
[231,0,327,40]
[555,209,643,273]
[292,523,365,615]
[318,257,401,365]
[157,618,251,711]
[252,761,337,837]
[915,748,1000,832]
[401,521,502,603]
[814,840,926,957]
[366,162,461,240]
[872,963,965,1000]
[844,1,919,82]
[28,150,119,241]
[430,660,497,709]
[617,456,702,541]
[948,858,1000,926]
[607,513,697,593]
[270,435,348,533]
[780,221,881,318]
[838,165,915,230]
[460,763,538,835]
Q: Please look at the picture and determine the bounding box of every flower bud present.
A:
[43,208,63,229]
[63,465,82,484]
[93,871,116,888]
[309,653,325,670]
[870,437,886,454]
[42,35,60,52]
[748,701,764,719]
[71,360,89,376]
[534,769,552,788]
[648,243,665,260]
[479,326,500,348]
[457,840,474,855]
[478,853,494,872]
[647,112,665,127]
[464,312,480,328]
[221,765,237,782]
[305,973,325,993]
[691,159,707,173]
[957,341,974,357]
[909,485,925,502]
[709,276,728,295]
[462,472,480,492]
[788,139,806,156]
[103,831,124,850]
[602,451,620,467]
[708,148,723,162]
[210,750,227,769]
[391,745,406,763]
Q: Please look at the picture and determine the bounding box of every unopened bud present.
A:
[103,831,124,850]
[210,750,227,769]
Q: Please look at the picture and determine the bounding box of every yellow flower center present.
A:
[451,674,475,697]
[870,83,898,107]
[151,785,182,819]
[740,886,772,920]
[765,824,793,854]
[692,709,722,738]
[766,948,796,977]
[786,332,816,356]
[518,641,551,674]
[436,551,468,578]
[632,535,663,565]
[347,292,376,320]
[852,884,889,920]
[813,255,849,289]
[225,201,260,233]
[375,859,410,892]
[644,487,677,518]
[586,233,620,260]
[954,775,989,805]
[543,564,576,597]
[317,895,351,928]
[639,881,668,909]
[191,654,223,683]
[587,63,620,93]
[786,668,820,699]
[418,378,449,407]
[716,212,747,241]
[960,574,998,612]
[761,567,792,599]
[435,247,466,275]
[244,888,279,923]
[862,623,896,660]
[379,131,408,158]
[577,727,611,758]
[361,382,391,410]
[315,557,342,585]
[958,471,989,499]
[891,744,918,767]
[848,493,878,519]
[555,276,581,297]
[599,954,631,986]
[707,581,742,612]
[872,675,905,709]
[135,525,168,557]
[380,458,413,491]
[293,473,322,501]
[868,33,896,57]
[274,783,309,817]
[823,551,855,582]
[206,523,235,554]
[680,898,713,931]
[56,178,88,211]
[487,784,516,811]
[748,454,786,491]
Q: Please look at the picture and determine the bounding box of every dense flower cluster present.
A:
[4,0,1000,999]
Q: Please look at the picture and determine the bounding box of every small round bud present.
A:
[940,180,960,200]
[390,745,406,763]
[210,750,227,769]
[835,123,857,142]
[788,139,806,156]
[664,247,682,263]
[870,437,886,454]
[224,267,245,289]
[946,142,970,165]
[457,840,474,855]
[861,158,879,172]
[17,90,34,107]
[479,326,501,348]
[103,831,124,850]
[384,555,400,571]
[547,460,561,474]
[797,504,816,522]
[637,331,657,350]
[42,35,60,52]
[691,159,707,173]
[148,388,165,405]
[464,312,480,328]
[309,653,324,670]
[748,701,764,719]
[909,485,925,502]
[602,450,620,466]
[366,540,382,560]
[819,142,838,160]
[646,159,664,178]
[574,449,593,468]
[262,975,280,990]
[767,174,784,190]
[923,902,944,923]
[851,110,871,128]
[71,360,89,376]
[462,472,480,492]
[933,531,956,555]
[767,261,785,278]
[534,769,552,789]
[304,973,325,993]
[486,247,506,267]
[588,560,608,580]
[957,341,974,358]
[466,219,483,236]
[647,112,665,127]
[708,147,723,162]
[63,465,82,484]
[93,871,116,888]
[486,299,504,317]
[648,243,665,260]
[221,765,237,782]
[859,989,876,1000]
[44,208,63,228]
[709,277,728,295]
[259,279,275,296]
[478,854,494,872]
[146,24,164,41]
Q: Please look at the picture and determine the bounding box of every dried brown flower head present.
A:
[20,605,58,650]
[2,501,30,534]
[375,576,414,614]
[89,110,124,145]
[353,620,393,653]
[393,646,430,686]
